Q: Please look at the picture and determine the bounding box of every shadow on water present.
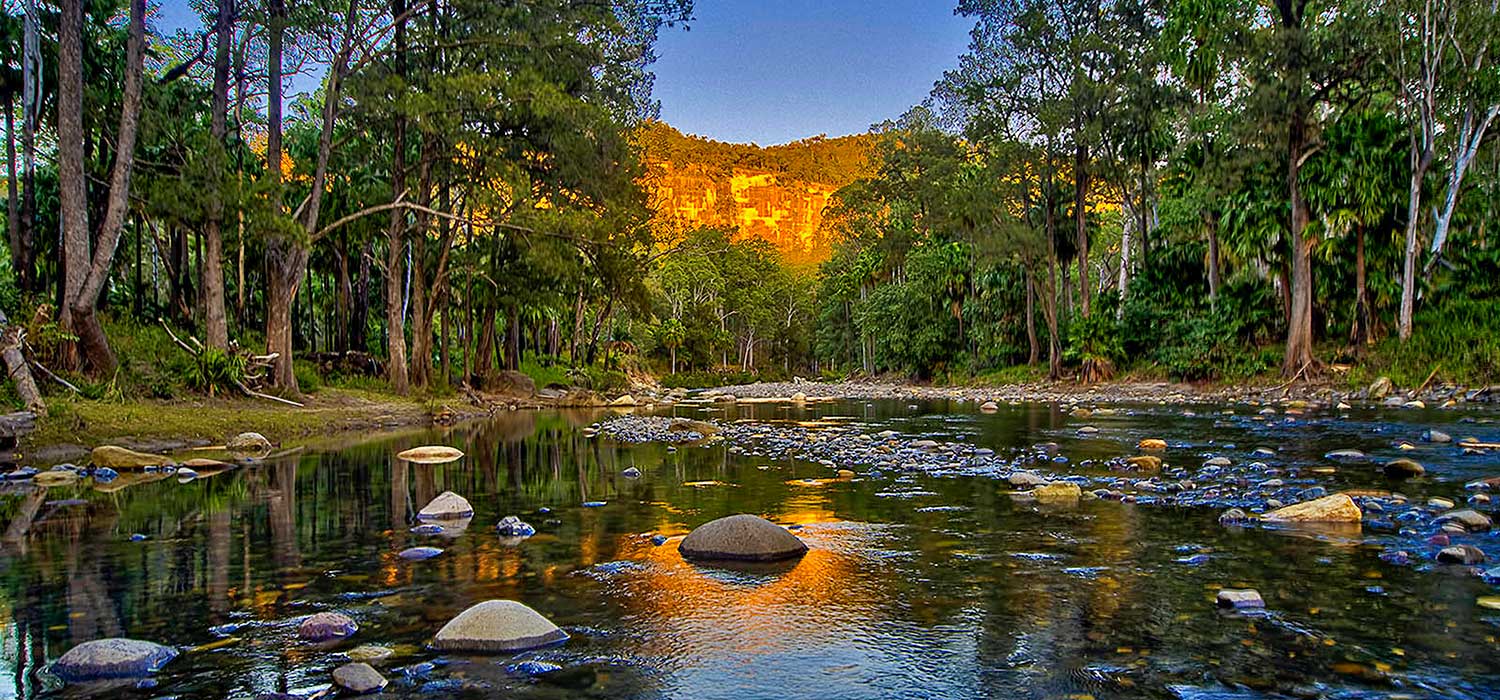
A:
[0,400,1496,698]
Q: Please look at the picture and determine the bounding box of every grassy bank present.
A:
[23,388,469,452]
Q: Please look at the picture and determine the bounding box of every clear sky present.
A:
[154,0,974,147]
[652,1,972,145]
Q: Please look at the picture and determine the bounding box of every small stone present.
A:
[1216,589,1265,609]
[680,513,807,562]
[1434,509,1491,532]
[790,391,808,403]
[332,662,387,694]
[1383,459,1425,478]
[1008,472,1046,487]
[418,491,474,520]
[1219,508,1252,526]
[1403,400,1426,409]
[495,516,536,538]
[1204,456,1232,467]
[431,600,570,652]
[621,467,641,479]
[33,470,80,487]
[1428,497,1455,509]
[297,612,357,641]
[1368,376,1393,399]
[1126,455,1161,470]
[345,645,394,664]
[1262,494,1362,523]
[1138,438,1167,451]
[1325,449,1368,462]
[507,660,562,676]
[1077,426,1099,435]
[226,432,272,453]
[1423,429,1452,443]
[979,401,999,412]
[399,546,444,560]
[50,638,178,682]
[1436,545,1485,565]
[609,394,637,407]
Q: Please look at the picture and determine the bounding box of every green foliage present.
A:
[293,361,323,394]
[1365,299,1500,387]
[520,357,571,389]
[660,369,788,389]
[183,348,250,395]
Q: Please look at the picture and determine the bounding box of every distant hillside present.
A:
[637,122,877,264]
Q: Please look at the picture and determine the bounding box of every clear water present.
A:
[1,399,1498,699]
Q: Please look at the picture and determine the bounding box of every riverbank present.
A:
[703,375,1499,407]
[20,388,494,463]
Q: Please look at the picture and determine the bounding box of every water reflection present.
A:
[0,401,1494,699]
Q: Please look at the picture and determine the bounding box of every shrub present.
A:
[293,360,323,394]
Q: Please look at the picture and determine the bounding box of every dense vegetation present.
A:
[0,0,1496,413]
[817,0,1500,386]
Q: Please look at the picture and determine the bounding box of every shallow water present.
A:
[2,398,1499,699]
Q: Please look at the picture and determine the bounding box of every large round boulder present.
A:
[417,491,474,520]
[50,638,178,682]
[678,514,808,563]
[431,600,569,652]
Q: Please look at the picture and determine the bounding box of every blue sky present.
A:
[155,0,973,146]
[651,1,972,144]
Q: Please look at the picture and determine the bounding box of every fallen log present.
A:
[0,311,46,418]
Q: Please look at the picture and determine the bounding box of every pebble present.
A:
[333,662,387,694]
[496,516,536,538]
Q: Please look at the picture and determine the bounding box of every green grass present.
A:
[520,357,571,389]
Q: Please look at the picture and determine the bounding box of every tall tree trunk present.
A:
[1074,141,1090,317]
[335,243,352,352]
[1282,117,1315,375]
[1206,210,1221,307]
[505,306,520,372]
[4,94,18,276]
[18,0,39,293]
[56,0,87,371]
[351,240,371,351]
[1352,223,1371,346]
[475,305,496,380]
[384,0,410,394]
[201,0,233,351]
[1025,266,1038,366]
[1044,185,1061,380]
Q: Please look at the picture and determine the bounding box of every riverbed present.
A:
[1,396,1497,699]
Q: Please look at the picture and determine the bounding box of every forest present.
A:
[0,0,1498,415]
[817,0,1500,387]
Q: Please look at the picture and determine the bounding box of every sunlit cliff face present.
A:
[648,164,841,264]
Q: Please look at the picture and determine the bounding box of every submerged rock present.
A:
[50,638,178,682]
[1423,429,1452,443]
[495,516,536,538]
[1126,455,1162,470]
[333,662,387,694]
[90,446,172,469]
[345,645,394,664]
[1033,482,1082,501]
[431,600,569,652]
[297,612,357,641]
[399,546,444,560]
[1216,589,1265,609]
[1219,508,1253,526]
[679,513,808,563]
[1325,449,1368,462]
[1383,458,1426,479]
[418,491,474,520]
[34,470,81,487]
[1436,545,1485,565]
[979,401,999,412]
[1262,494,1362,523]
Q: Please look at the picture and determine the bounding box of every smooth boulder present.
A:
[1262,494,1362,523]
[1434,509,1492,533]
[332,662,386,694]
[979,401,999,412]
[397,445,465,464]
[1383,458,1426,478]
[51,638,178,682]
[609,394,638,407]
[90,446,172,469]
[1125,455,1162,470]
[1033,482,1082,501]
[1437,545,1486,565]
[679,513,808,563]
[418,491,474,520]
[1216,589,1265,609]
[431,600,569,652]
[298,612,358,641]
[1137,438,1167,451]
[226,432,272,453]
